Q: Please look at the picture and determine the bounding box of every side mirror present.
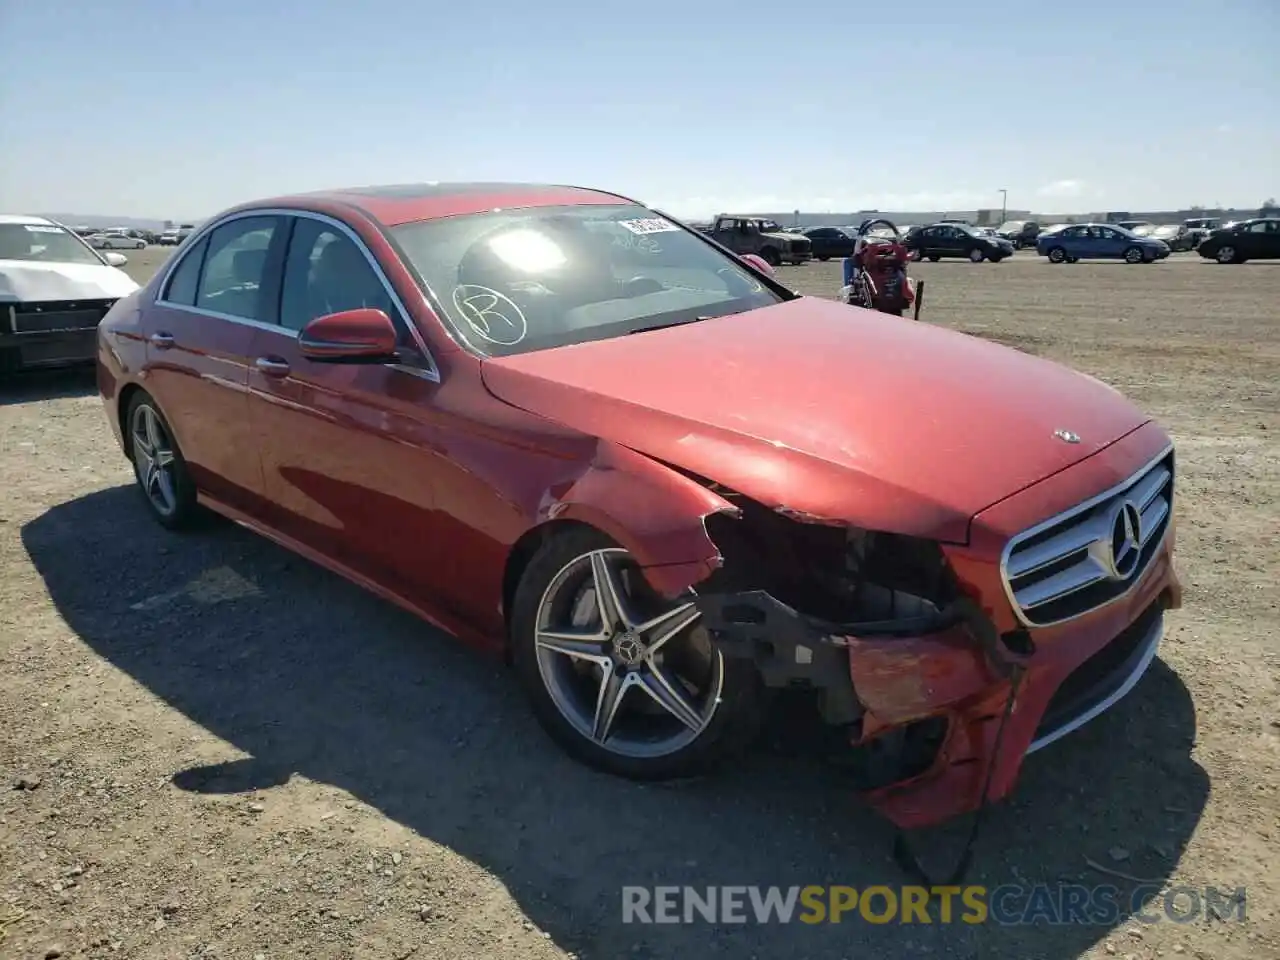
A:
[104,252,128,267]
[298,308,399,363]
[740,253,775,276]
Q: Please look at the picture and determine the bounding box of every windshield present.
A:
[0,222,104,265]
[1153,226,1180,238]
[997,221,1024,232]
[391,203,786,358]
[1131,224,1157,237]
[756,220,783,232]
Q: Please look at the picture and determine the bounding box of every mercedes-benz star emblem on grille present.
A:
[1053,428,1081,444]
[1108,500,1143,580]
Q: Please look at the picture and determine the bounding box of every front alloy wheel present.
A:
[511,531,760,779]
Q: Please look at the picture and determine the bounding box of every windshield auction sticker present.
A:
[618,218,680,235]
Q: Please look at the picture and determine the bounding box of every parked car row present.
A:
[783,215,1280,267]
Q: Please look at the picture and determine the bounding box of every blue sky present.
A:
[2,0,1275,219]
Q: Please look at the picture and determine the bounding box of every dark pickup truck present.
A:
[701,214,812,266]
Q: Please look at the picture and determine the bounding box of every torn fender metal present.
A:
[545,441,738,596]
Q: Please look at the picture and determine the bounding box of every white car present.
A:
[87,231,147,250]
[0,215,140,374]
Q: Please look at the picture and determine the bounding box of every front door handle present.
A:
[149,332,175,349]
[255,356,290,378]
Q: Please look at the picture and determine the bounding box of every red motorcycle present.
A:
[841,218,924,319]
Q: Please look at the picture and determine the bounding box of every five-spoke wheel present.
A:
[126,392,198,528]
[511,530,760,779]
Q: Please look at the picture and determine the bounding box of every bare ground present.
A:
[1,249,1277,960]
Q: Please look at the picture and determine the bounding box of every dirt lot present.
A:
[2,247,1277,960]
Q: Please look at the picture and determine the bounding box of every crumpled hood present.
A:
[480,298,1149,543]
[0,259,139,303]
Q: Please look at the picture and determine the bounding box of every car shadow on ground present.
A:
[0,365,97,406]
[22,486,1209,960]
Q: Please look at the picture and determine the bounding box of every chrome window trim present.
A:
[154,207,440,382]
[998,442,1176,629]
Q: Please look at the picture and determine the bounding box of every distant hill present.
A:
[35,204,1266,234]
[38,213,201,231]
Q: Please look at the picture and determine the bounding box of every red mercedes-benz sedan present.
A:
[96,182,1181,830]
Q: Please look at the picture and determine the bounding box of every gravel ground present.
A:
[1,248,1277,960]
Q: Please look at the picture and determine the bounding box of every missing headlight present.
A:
[700,493,959,628]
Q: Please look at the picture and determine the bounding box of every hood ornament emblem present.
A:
[1053,428,1081,444]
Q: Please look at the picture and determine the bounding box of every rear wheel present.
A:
[126,392,201,529]
[927,255,940,262]
[510,529,762,780]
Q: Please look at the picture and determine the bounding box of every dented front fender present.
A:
[543,441,737,596]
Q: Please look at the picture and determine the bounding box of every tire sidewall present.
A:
[125,391,199,529]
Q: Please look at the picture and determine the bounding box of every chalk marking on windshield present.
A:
[451,284,528,347]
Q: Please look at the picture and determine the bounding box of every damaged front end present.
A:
[688,485,1031,829]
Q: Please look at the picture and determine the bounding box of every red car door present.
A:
[141,215,287,514]
[243,213,450,605]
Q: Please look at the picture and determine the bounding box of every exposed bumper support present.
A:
[695,554,1179,830]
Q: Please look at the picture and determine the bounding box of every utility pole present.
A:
[999,189,1008,224]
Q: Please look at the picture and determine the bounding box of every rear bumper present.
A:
[697,422,1182,829]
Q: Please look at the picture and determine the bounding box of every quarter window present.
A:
[196,216,281,322]
[279,219,398,333]
[163,236,208,306]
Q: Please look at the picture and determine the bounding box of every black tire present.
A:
[509,527,763,781]
[927,255,940,262]
[1124,246,1144,264]
[760,247,781,267]
[817,255,830,262]
[1047,246,1067,263]
[124,391,201,530]
[967,247,985,263]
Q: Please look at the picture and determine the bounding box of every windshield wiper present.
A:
[626,316,718,336]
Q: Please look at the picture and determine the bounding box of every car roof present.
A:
[238,182,637,228]
[0,213,57,226]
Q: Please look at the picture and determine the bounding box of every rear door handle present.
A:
[149,332,175,349]
[255,356,290,378]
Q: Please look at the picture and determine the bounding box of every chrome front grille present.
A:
[1002,448,1174,627]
